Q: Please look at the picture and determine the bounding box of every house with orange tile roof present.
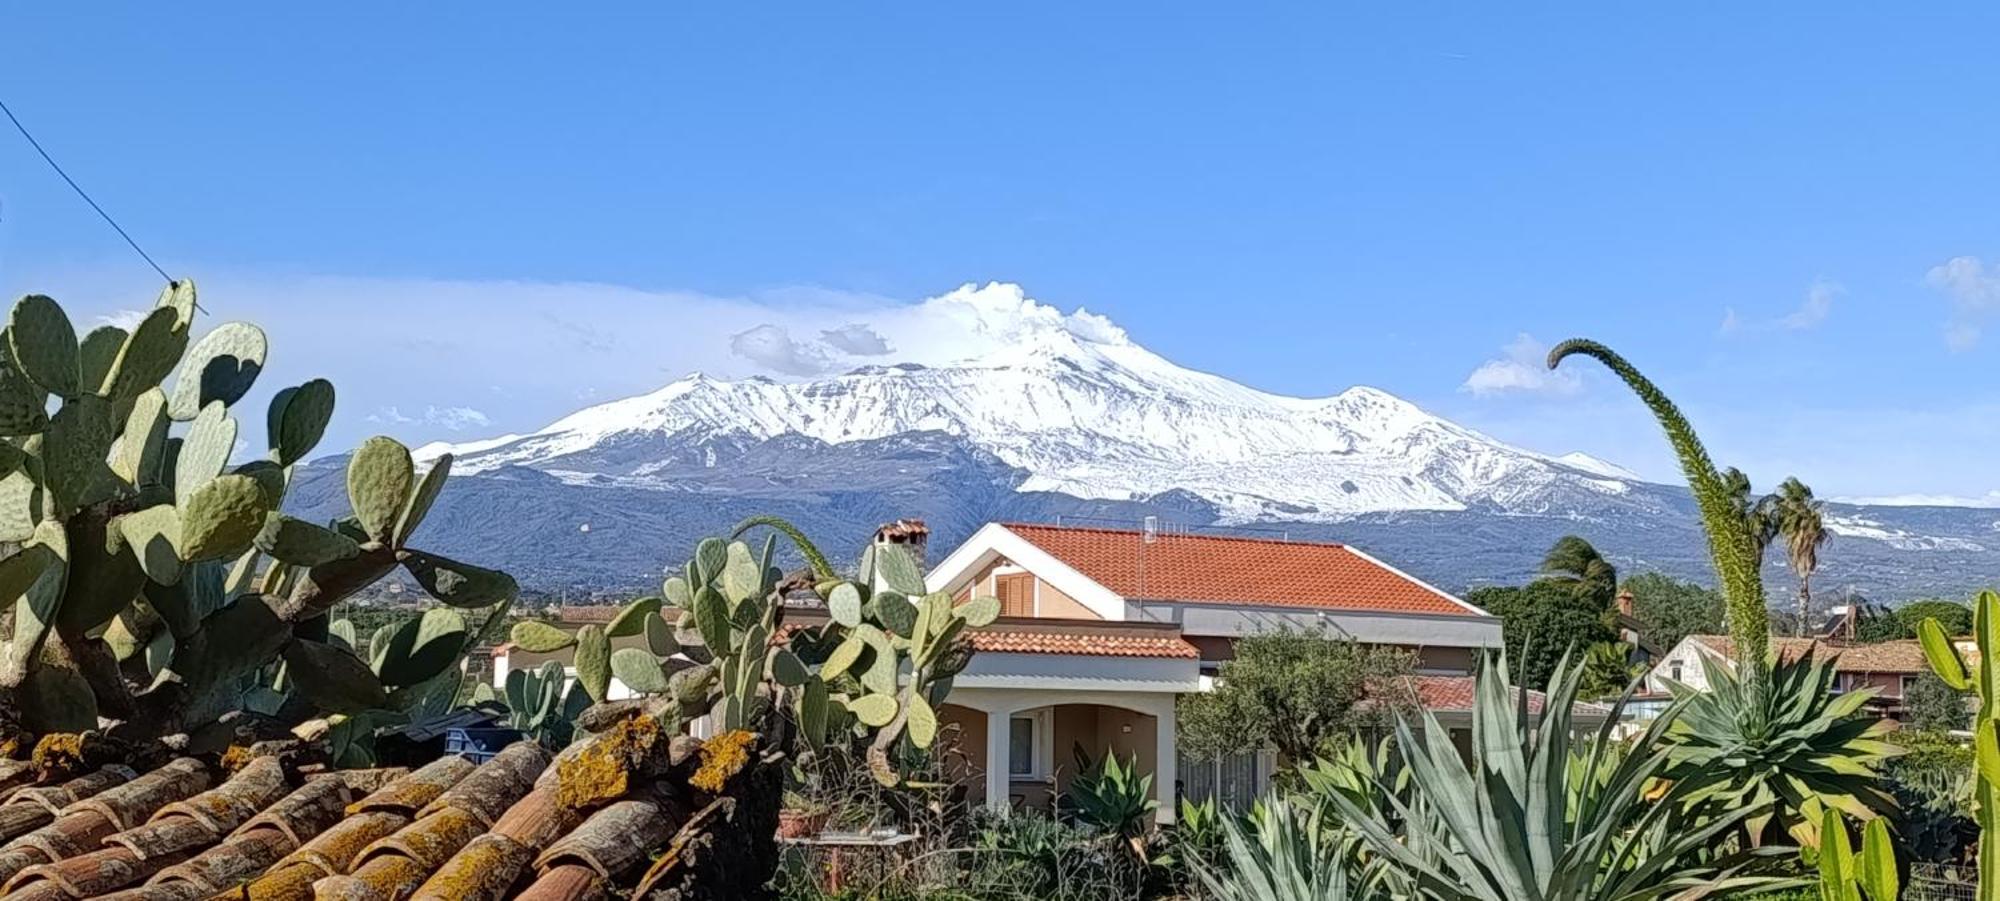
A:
[1642,633,1935,722]
[923,519,1520,822]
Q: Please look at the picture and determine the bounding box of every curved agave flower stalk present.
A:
[730,515,835,580]
[1546,340,1771,672]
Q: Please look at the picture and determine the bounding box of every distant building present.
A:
[1639,633,1930,722]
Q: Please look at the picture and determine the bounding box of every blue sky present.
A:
[5,5,2000,501]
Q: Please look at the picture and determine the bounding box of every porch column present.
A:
[1154,700,1177,825]
[985,708,1012,817]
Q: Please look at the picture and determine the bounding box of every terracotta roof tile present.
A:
[1004,523,1479,617]
[1685,635,1929,674]
[0,736,731,899]
[1405,674,1612,718]
[968,627,1200,659]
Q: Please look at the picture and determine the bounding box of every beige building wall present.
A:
[949,558,1102,620]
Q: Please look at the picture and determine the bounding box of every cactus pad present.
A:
[255,514,362,566]
[284,639,391,713]
[605,596,663,637]
[509,620,577,653]
[267,378,335,466]
[610,647,671,693]
[9,295,79,398]
[848,693,898,727]
[347,436,414,543]
[169,322,267,420]
[372,608,469,688]
[103,307,190,401]
[176,401,238,504]
[180,474,269,562]
[394,454,452,547]
[400,549,519,608]
[574,624,612,703]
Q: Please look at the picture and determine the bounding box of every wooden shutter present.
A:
[997,573,1034,618]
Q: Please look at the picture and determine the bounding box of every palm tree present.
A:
[1722,467,1780,564]
[1771,477,1829,638]
[1540,535,1617,608]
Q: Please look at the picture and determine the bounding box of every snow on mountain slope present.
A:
[422,283,1652,522]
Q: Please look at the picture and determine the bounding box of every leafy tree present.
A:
[1540,535,1617,608]
[1177,629,1415,762]
[1772,477,1830,638]
[1469,580,1615,691]
[1906,670,1972,734]
[1579,641,1638,699]
[1856,599,1974,642]
[1619,571,1724,653]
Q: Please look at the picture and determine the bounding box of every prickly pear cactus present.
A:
[513,524,1000,786]
[0,283,518,753]
[1919,590,2000,901]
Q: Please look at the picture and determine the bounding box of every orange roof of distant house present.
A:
[1002,523,1479,617]
[967,625,1199,659]
[1685,635,1929,674]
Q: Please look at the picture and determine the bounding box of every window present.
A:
[997,573,1034,618]
[1668,661,1682,682]
[1009,715,1038,777]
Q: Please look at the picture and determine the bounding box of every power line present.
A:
[0,97,173,284]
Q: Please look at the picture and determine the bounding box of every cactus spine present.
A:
[1919,590,2000,900]
[0,283,518,751]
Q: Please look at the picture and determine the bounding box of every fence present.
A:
[1177,750,1267,811]
[1909,863,1979,901]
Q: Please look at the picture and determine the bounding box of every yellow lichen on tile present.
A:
[29,733,84,777]
[690,730,755,793]
[555,715,663,810]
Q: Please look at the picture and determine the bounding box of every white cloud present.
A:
[93,309,149,330]
[370,405,493,431]
[1719,279,1838,336]
[1460,334,1581,397]
[1779,279,1838,330]
[729,324,836,376]
[818,323,894,356]
[1926,255,2000,350]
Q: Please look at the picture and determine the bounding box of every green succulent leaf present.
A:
[255,514,362,567]
[119,505,184,584]
[956,595,1002,628]
[875,592,918,637]
[372,608,468,688]
[44,393,118,514]
[907,692,938,748]
[606,596,664,637]
[694,585,732,653]
[347,436,414,543]
[0,358,50,436]
[1918,617,1973,691]
[284,638,390,714]
[175,401,238,503]
[234,460,288,508]
[848,693,899,727]
[113,388,170,486]
[770,648,807,687]
[574,624,612,703]
[874,543,926,596]
[268,379,335,467]
[180,474,270,562]
[155,280,198,329]
[510,620,577,653]
[722,540,762,604]
[610,647,670,694]
[644,611,678,657]
[103,306,190,401]
[400,549,518,608]
[169,322,267,420]
[394,454,452,547]
[77,325,126,394]
[20,663,95,733]
[10,294,79,398]
[828,583,863,628]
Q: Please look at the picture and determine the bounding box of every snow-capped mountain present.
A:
[418,289,1647,523]
[276,283,1999,600]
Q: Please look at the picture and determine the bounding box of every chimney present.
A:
[1143,515,1157,544]
[1616,589,1635,619]
[873,519,931,570]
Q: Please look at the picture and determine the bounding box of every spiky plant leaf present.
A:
[606,596,663,637]
[394,454,451,546]
[234,459,287,508]
[155,279,198,328]
[372,608,467,688]
[874,543,925,595]
[103,306,189,401]
[400,549,518,608]
[346,436,413,543]
[828,583,863,627]
[957,595,1002,628]
[610,647,670,694]
[284,639,390,714]
[769,648,807,687]
[906,692,937,748]
[268,379,335,466]
[510,620,577,653]
[9,294,79,397]
[44,393,117,514]
[875,591,918,637]
[113,388,170,486]
[169,321,267,419]
[77,325,126,393]
[180,474,269,562]
[0,358,49,436]
[255,514,361,566]
[175,401,237,503]
[848,692,898,727]
[574,624,612,703]
[644,613,677,657]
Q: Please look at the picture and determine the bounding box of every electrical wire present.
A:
[0,97,173,284]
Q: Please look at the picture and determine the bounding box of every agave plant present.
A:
[1661,646,1900,847]
[1191,797,1367,901]
[1066,745,1159,841]
[1320,652,1795,901]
